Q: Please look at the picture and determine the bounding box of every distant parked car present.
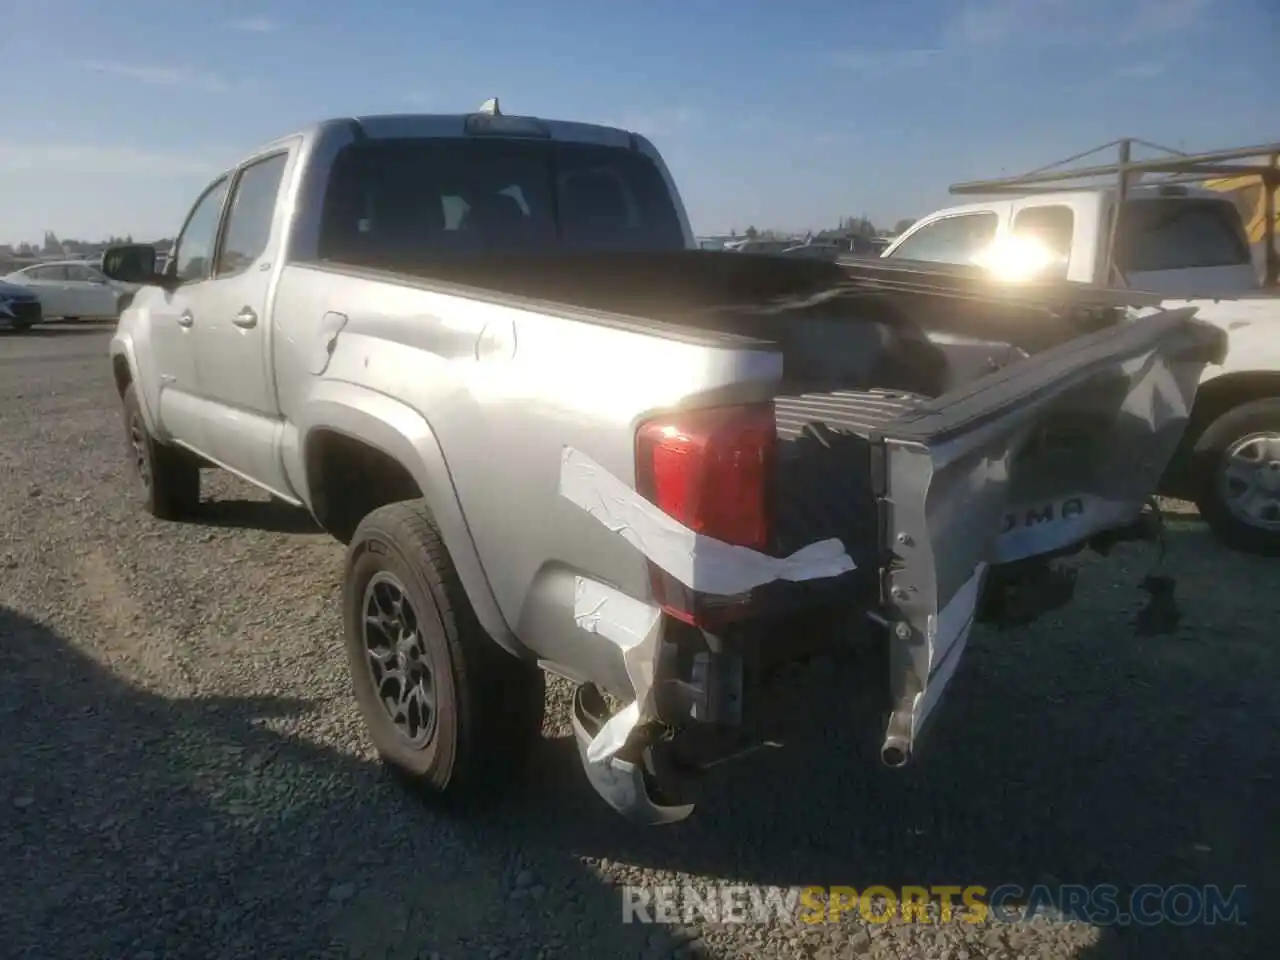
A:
[2,260,135,320]
[780,242,841,261]
[729,239,795,255]
[0,278,43,330]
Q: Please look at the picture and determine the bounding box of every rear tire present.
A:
[342,500,545,809]
[1190,397,1280,556]
[122,384,200,520]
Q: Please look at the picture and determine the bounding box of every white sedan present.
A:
[2,260,134,320]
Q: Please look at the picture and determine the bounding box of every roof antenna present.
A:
[477,97,501,116]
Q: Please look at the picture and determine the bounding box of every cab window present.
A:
[1012,205,1075,261]
[886,212,998,264]
[216,153,288,277]
[1116,198,1251,273]
[173,177,230,283]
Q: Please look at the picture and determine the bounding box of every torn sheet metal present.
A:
[560,446,855,596]
[911,562,986,740]
[573,577,662,764]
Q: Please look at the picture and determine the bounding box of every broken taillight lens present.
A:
[635,403,776,627]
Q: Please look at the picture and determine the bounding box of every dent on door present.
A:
[309,312,349,375]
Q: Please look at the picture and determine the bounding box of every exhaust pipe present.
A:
[880,733,911,768]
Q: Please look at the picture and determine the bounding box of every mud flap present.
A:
[877,307,1225,764]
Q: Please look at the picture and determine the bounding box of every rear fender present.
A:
[295,383,525,659]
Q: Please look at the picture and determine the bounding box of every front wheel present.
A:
[122,384,200,520]
[1191,397,1280,556]
[342,500,545,808]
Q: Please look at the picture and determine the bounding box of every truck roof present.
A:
[229,103,649,180]
[925,183,1231,218]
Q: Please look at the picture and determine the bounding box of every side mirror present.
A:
[101,244,164,286]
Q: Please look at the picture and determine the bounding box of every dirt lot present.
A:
[1,324,1277,960]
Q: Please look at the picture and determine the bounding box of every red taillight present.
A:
[635,404,776,626]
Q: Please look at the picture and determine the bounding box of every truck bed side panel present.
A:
[270,263,782,691]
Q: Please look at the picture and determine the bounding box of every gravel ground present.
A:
[1,324,1277,960]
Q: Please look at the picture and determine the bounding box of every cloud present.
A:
[830,47,942,74]
[228,16,277,33]
[79,60,230,92]
[0,144,222,176]
[949,0,1207,48]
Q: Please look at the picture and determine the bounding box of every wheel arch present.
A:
[108,336,158,433]
[1161,370,1280,498]
[297,388,525,660]
[1190,371,1280,439]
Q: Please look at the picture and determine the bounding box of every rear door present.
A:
[1117,197,1259,296]
[192,148,293,495]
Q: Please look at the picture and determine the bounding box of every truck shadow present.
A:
[183,497,324,535]
[0,608,673,960]
[500,529,1278,959]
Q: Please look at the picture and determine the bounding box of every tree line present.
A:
[734,216,918,241]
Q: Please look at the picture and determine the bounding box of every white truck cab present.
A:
[882,184,1261,297]
[883,140,1280,556]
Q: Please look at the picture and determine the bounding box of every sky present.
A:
[0,0,1273,244]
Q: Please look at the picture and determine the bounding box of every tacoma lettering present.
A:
[1001,497,1086,534]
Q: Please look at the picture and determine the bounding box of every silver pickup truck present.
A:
[103,102,1225,825]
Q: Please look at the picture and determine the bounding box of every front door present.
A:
[192,149,294,497]
[149,176,230,452]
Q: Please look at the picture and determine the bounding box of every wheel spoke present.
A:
[1223,462,1259,495]
[361,571,438,746]
[364,613,397,643]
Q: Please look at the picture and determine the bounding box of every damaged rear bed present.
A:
[328,249,1226,824]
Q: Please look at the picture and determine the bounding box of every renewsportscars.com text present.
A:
[621,884,1248,927]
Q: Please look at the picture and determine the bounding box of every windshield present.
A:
[1115,198,1251,273]
[318,137,686,262]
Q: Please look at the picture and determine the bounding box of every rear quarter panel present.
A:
[271,264,781,686]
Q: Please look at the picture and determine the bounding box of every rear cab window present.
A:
[1115,198,1251,273]
[318,137,686,262]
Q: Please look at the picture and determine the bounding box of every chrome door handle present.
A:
[233,307,258,329]
[177,310,194,328]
